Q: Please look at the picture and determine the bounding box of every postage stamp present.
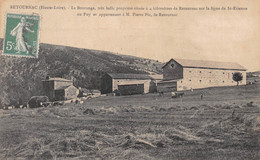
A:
[3,13,40,58]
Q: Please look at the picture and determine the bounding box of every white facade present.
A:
[158,59,247,92]
[176,68,246,91]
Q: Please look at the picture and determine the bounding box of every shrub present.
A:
[232,72,243,86]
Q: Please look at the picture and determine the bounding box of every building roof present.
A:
[162,59,247,71]
[106,73,163,80]
[149,74,164,80]
[42,77,73,82]
[158,79,182,84]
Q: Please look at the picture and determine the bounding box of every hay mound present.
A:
[244,101,258,108]
[97,106,119,114]
[165,126,201,143]
[38,150,55,160]
[254,116,260,131]
[83,108,95,115]
[196,112,260,144]
[119,134,156,149]
[112,149,156,160]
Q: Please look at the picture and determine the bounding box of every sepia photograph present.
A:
[0,0,259,159]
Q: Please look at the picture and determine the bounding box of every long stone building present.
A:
[157,59,247,92]
[101,73,163,95]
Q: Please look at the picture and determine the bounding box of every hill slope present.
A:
[0,39,163,107]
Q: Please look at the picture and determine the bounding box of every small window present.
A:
[181,81,183,83]
[189,71,192,73]
[199,80,202,83]
[171,64,174,68]
[223,81,225,83]
[223,72,225,74]
[189,79,191,82]
[209,71,211,73]
[209,80,211,83]
[200,71,202,73]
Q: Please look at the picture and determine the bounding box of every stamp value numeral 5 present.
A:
[6,41,15,51]
[3,13,40,58]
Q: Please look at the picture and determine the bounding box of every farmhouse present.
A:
[157,59,247,92]
[101,73,163,95]
[42,77,79,101]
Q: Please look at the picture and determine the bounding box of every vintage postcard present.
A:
[0,0,259,159]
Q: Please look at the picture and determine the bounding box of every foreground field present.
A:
[0,84,260,160]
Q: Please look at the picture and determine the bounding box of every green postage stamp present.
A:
[3,13,40,58]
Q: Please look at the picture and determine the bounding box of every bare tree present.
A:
[232,72,243,86]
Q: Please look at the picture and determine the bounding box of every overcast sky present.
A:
[1,0,259,71]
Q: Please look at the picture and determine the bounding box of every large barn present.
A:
[157,59,247,92]
[101,73,163,95]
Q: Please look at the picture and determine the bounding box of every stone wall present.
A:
[176,68,246,90]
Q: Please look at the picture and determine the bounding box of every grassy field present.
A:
[0,84,259,160]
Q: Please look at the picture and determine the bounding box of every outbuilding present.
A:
[54,85,79,101]
[101,73,163,95]
[78,88,101,97]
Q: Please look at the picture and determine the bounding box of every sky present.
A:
[1,0,260,71]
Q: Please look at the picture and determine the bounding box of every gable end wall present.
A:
[163,60,183,80]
